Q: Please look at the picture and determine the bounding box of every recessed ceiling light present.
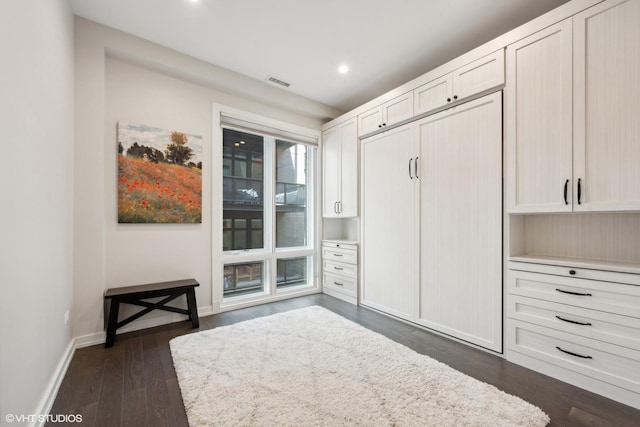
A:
[338,64,349,74]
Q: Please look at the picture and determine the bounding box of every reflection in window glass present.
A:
[275,140,310,248]
[224,262,264,297]
[277,257,307,288]
[223,128,264,251]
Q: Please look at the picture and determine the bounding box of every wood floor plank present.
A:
[48,294,640,427]
[94,344,125,427]
[121,388,147,427]
[141,331,176,427]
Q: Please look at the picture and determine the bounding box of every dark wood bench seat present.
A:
[104,278,200,348]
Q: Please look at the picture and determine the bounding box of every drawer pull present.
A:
[333,253,344,257]
[555,288,592,297]
[569,270,576,275]
[334,281,344,286]
[333,267,344,271]
[555,315,592,326]
[555,346,592,359]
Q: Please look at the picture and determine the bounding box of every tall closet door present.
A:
[361,124,418,320]
[418,92,503,352]
[573,0,640,211]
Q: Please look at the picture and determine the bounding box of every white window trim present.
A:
[212,104,322,313]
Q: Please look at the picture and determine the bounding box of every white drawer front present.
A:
[508,261,640,286]
[323,272,357,296]
[509,320,640,393]
[509,295,640,351]
[322,241,358,252]
[508,270,640,318]
[323,259,357,279]
[322,247,357,265]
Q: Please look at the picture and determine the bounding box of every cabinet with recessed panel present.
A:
[507,0,640,213]
[507,257,640,408]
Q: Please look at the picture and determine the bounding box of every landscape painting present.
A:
[117,122,202,223]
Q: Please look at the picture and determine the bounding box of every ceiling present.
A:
[69,0,571,112]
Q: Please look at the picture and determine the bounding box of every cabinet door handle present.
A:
[556,346,592,359]
[409,158,413,179]
[563,179,569,205]
[334,201,338,214]
[337,201,342,214]
[555,315,592,326]
[333,253,343,257]
[555,288,592,297]
[334,266,344,271]
[415,157,419,179]
[577,178,582,205]
[334,281,344,286]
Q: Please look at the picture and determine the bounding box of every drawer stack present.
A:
[507,258,640,409]
[322,240,358,305]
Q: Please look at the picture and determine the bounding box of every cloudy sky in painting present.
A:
[118,122,203,164]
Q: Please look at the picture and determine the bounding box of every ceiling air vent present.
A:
[266,75,291,88]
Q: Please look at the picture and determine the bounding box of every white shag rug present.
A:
[170,306,549,427]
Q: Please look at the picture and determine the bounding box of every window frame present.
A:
[212,105,321,312]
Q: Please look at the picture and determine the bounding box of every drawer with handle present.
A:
[508,295,640,351]
[322,246,357,264]
[508,320,640,393]
[507,269,640,318]
[323,272,357,296]
[323,259,357,279]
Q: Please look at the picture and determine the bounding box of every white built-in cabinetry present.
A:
[573,0,640,212]
[414,50,505,118]
[361,124,418,320]
[507,257,640,409]
[321,0,640,410]
[322,240,358,305]
[504,0,640,408]
[417,93,503,352]
[322,117,358,218]
[361,93,503,352]
[507,0,640,213]
[506,19,573,213]
[358,92,414,136]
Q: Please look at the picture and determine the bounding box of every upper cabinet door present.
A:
[573,0,640,212]
[413,74,452,116]
[506,19,573,213]
[453,49,505,101]
[358,92,414,137]
[322,118,358,218]
[338,119,358,217]
[358,106,384,136]
[382,91,414,127]
[322,125,341,218]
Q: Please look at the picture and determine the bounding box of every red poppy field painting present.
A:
[117,122,202,223]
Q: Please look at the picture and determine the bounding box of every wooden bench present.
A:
[104,278,200,348]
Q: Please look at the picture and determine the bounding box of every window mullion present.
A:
[263,136,277,295]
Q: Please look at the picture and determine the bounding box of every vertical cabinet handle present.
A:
[415,157,419,179]
[563,179,569,205]
[338,201,342,213]
[334,201,339,214]
[409,158,413,179]
[577,178,582,205]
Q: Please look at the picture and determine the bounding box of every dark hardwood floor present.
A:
[49,294,640,426]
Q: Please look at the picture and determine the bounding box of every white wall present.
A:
[74,18,342,342]
[0,0,75,422]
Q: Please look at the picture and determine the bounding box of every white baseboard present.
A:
[75,305,214,348]
[33,339,75,427]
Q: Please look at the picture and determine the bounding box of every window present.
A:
[217,112,318,303]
